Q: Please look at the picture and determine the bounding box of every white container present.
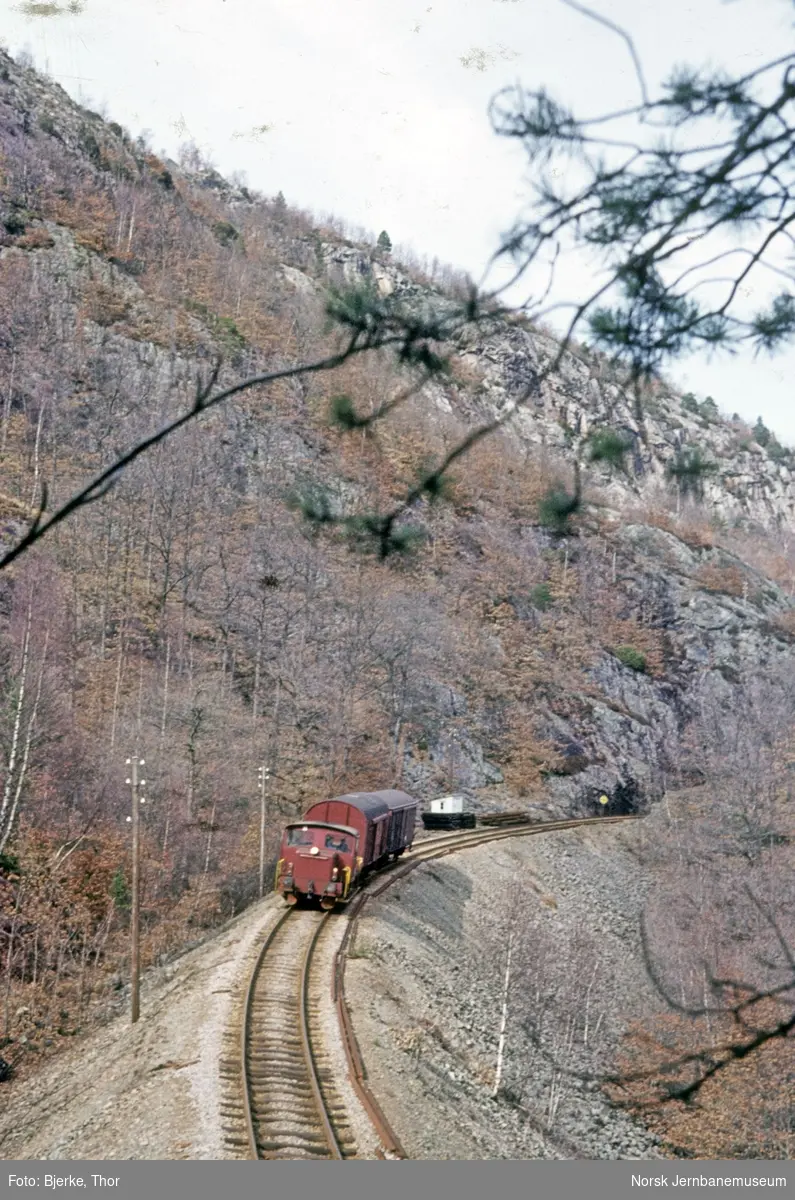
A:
[429,795,465,814]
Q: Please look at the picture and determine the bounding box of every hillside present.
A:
[0,48,793,1156]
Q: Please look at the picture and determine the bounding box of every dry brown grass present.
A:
[639,505,715,549]
[695,563,746,598]
[14,225,54,250]
[608,617,666,677]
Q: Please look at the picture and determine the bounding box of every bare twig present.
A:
[560,0,649,107]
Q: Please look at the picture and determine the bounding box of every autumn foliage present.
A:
[0,48,794,1144]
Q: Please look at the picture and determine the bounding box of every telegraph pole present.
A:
[125,757,146,1024]
[257,765,270,899]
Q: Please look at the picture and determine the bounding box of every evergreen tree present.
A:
[376,229,392,254]
[753,416,771,447]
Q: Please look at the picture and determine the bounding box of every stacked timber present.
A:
[477,812,535,828]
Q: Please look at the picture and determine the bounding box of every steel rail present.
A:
[240,907,344,1160]
[299,911,344,1160]
[399,813,638,868]
[333,890,407,1159]
[240,906,293,1159]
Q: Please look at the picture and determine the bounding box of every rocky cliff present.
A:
[1,43,793,831]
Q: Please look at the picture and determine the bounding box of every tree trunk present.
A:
[0,596,32,848]
[109,621,126,752]
[0,624,49,854]
[1,351,16,457]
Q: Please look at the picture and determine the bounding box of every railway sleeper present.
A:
[250,1065,313,1079]
[260,1119,331,1138]
[252,1095,318,1106]
[248,1049,307,1062]
[252,1095,319,1109]
[262,1147,333,1156]
[259,1132,332,1150]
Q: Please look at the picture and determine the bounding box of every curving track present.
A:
[223,907,357,1159]
[397,813,636,875]
[224,812,638,1159]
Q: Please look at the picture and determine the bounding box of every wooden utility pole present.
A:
[257,765,270,899]
[125,756,146,1024]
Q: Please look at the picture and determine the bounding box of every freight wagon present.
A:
[275,789,418,909]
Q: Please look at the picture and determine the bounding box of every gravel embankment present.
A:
[0,812,669,1160]
[346,814,668,1159]
[0,894,284,1159]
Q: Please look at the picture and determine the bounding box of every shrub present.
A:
[538,483,579,534]
[183,301,246,350]
[82,281,130,327]
[666,446,717,499]
[213,220,240,246]
[3,210,27,236]
[696,564,746,597]
[216,316,246,350]
[767,438,791,464]
[588,427,632,468]
[0,848,19,875]
[613,645,648,672]
[548,752,589,776]
[15,226,54,250]
[79,125,102,165]
[110,869,130,910]
[529,582,553,611]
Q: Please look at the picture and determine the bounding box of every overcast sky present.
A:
[3,0,794,441]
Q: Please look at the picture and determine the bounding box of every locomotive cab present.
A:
[275,821,360,909]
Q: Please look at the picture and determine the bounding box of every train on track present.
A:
[275,789,418,909]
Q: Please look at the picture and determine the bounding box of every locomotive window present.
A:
[287,828,314,846]
[324,834,350,853]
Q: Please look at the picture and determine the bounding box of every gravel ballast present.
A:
[1,812,670,1160]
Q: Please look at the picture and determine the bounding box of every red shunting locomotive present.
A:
[275,790,418,909]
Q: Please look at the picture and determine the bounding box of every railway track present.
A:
[400,812,636,870]
[222,906,357,1159]
[223,812,638,1159]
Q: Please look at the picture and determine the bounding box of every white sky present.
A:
[3,0,795,442]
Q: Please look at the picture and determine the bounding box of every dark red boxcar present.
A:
[276,789,418,907]
[304,790,417,868]
[380,790,418,857]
